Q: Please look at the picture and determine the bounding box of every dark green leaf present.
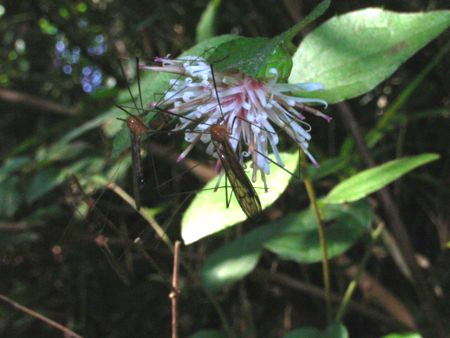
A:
[189,329,227,338]
[200,200,370,291]
[290,8,450,103]
[0,176,21,218]
[0,156,31,183]
[285,322,348,338]
[323,153,440,204]
[308,156,347,181]
[26,168,65,204]
[200,215,293,292]
[264,200,371,263]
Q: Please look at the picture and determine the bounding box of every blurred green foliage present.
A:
[0,1,449,337]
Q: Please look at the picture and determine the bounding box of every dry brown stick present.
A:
[0,88,79,115]
[337,102,445,336]
[337,255,417,330]
[170,241,181,338]
[253,269,413,331]
[0,293,83,338]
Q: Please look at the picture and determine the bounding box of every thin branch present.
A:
[337,254,417,330]
[300,150,332,323]
[0,293,83,338]
[253,269,414,331]
[170,241,181,338]
[0,87,79,116]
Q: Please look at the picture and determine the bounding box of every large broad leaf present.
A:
[290,8,450,103]
[323,153,439,204]
[264,199,371,263]
[182,152,299,245]
[200,200,370,292]
[284,322,348,338]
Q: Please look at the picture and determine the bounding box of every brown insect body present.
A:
[210,124,262,218]
[126,115,148,210]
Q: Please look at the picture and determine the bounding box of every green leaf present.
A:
[200,215,292,292]
[290,8,450,103]
[196,0,221,43]
[200,200,370,291]
[0,176,21,218]
[285,322,348,338]
[323,153,440,204]
[26,168,66,204]
[308,156,347,181]
[264,200,371,263]
[189,330,227,338]
[0,156,31,183]
[381,333,422,338]
[182,152,298,245]
[208,0,330,79]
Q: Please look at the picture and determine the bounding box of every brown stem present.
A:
[337,102,444,336]
[0,88,78,115]
[0,293,83,338]
[170,241,181,338]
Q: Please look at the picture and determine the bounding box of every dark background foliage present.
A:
[0,0,448,337]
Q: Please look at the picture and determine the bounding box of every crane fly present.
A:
[207,64,262,218]
[118,56,267,217]
[116,57,154,211]
[210,124,262,218]
[116,109,148,211]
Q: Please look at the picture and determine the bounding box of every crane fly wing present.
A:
[212,138,262,218]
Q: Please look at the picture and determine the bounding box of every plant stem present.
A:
[335,223,384,322]
[299,150,331,324]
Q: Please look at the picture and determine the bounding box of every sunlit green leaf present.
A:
[290,8,450,103]
[323,153,439,204]
[182,152,298,245]
[381,333,422,338]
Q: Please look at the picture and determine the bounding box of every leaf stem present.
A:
[299,150,331,324]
